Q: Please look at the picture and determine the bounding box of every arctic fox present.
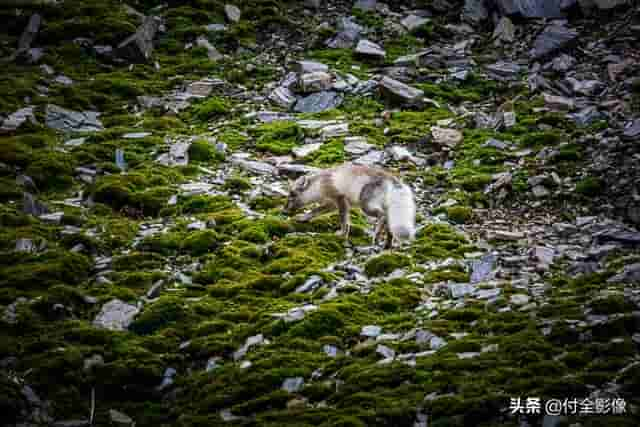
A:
[284,163,416,248]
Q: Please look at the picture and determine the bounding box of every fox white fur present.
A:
[284,163,416,248]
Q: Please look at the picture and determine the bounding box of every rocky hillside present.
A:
[1,0,640,426]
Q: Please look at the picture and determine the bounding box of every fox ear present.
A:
[299,176,308,188]
[287,179,294,189]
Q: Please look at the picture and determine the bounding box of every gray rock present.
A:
[293,60,329,74]
[294,91,343,113]
[354,0,377,11]
[282,377,304,393]
[15,238,37,253]
[116,15,161,63]
[543,92,575,110]
[462,0,489,24]
[487,229,524,240]
[401,15,430,32]
[298,71,333,93]
[269,86,297,110]
[233,334,264,360]
[378,76,424,106]
[510,294,530,306]
[231,158,278,175]
[206,357,221,372]
[429,335,447,350]
[551,53,576,72]
[146,280,165,299]
[569,106,604,127]
[224,4,241,23]
[326,17,362,49]
[293,143,323,159]
[532,185,550,198]
[483,138,510,150]
[449,283,476,298]
[361,325,382,338]
[494,0,563,17]
[157,367,177,391]
[109,409,134,426]
[206,23,227,32]
[596,229,640,244]
[622,120,640,141]
[39,212,64,224]
[591,0,628,9]
[1,107,36,132]
[475,288,501,299]
[323,344,340,357]
[157,141,191,166]
[122,132,151,139]
[493,16,515,43]
[470,254,496,283]
[387,145,412,161]
[93,299,139,331]
[344,137,372,155]
[45,104,103,132]
[485,61,522,79]
[607,263,640,284]
[531,25,578,59]
[376,344,395,359]
[353,149,384,166]
[355,39,386,59]
[431,126,463,149]
[195,36,223,61]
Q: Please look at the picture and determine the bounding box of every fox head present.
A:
[284,175,311,214]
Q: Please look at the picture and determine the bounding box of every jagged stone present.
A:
[378,76,424,106]
[224,4,241,23]
[1,107,36,133]
[494,0,563,17]
[195,36,223,61]
[355,39,386,59]
[326,17,362,49]
[116,15,161,63]
[293,91,343,113]
[462,0,489,24]
[531,25,578,59]
[354,0,377,11]
[269,87,296,109]
[93,299,139,331]
[401,15,430,32]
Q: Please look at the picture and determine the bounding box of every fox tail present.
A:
[385,181,416,244]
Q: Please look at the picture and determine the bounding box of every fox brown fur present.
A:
[284,162,416,248]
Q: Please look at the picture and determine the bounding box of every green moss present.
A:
[445,206,472,224]
[364,252,411,277]
[130,297,187,335]
[590,295,634,315]
[411,223,472,262]
[0,249,91,290]
[520,130,562,147]
[304,138,345,167]
[188,139,223,163]
[252,121,303,155]
[222,175,252,193]
[178,194,235,214]
[182,230,219,256]
[190,97,231,121]
[575,176,603,197]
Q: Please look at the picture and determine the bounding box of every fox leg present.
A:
[336,197,351,238]
[373,216,386,245]
[383,222,393,249]
[296,203,334,222]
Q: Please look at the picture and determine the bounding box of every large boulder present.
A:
[294,91,343,113]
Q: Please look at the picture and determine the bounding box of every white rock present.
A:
[93,299,139,331]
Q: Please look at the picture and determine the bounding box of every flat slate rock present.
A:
[494,0,563,18]
[45,104,103,132]
[294,91,343,113]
